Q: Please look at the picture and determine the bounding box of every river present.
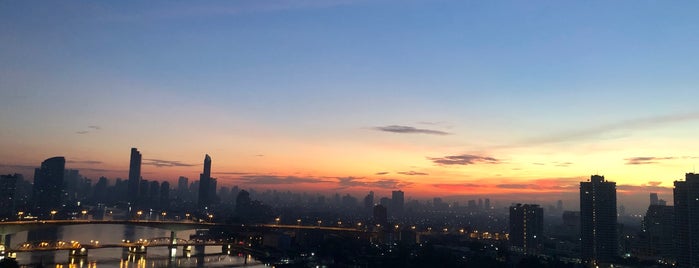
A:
[8,224,265,268]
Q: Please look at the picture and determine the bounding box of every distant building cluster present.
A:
[3,148,699,267]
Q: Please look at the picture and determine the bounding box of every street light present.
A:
[17,211,24,220]
[317,220,322,226]
[208,214,213,222]
[50,210,57,220]
[81,210,87,220]
[297,219,302,225]
[161,211,167,220]
[136,210,143,221]
[275,217,280,225]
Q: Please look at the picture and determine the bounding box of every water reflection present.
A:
[11,225,263,268]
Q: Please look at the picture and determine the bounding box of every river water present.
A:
[8,224,265,268]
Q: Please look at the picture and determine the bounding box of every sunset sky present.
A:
[2,1,699,211]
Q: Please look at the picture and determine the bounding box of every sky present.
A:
[2,0,699,212]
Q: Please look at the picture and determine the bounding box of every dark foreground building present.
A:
[580,175,617,265]
[509,203,543,254]
[674,173,699,267]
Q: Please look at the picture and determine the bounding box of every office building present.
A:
[160,181,170,209]
[373,204,388,227]
[32,156,66,215]
[674,173,699,267]
[580,175,617,264]
[650,193,659,206]
[128,148,142,203]
[509,204,543,254]
[0,174,19,219]
[391,190,404,217]
[639,204,673,261]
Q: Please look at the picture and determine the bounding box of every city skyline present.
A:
[3,1,699,209]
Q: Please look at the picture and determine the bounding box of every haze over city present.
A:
[3,1,699,213]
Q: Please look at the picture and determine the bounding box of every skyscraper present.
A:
[650,193,659,206]
[128,148,142,204]
[198,154,212,209]
[674,173,699,267]
[32,156,66,215]
[580,175,617,264]
[391,190,404,217]
[509,204,543,254]
[640,203,673,261]
[160,181,170,209]
[177,176,189,200]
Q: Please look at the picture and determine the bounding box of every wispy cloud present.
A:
[397,171,428,176]
[143,159,196,167]
[67,160,103,165]
[336,177,411,189]
[625,156,676,165]
[0,164,36,170]
[236,175,329,185]
[75,125,102,135]
[428,154,500,166]
[515,112,699,146]
[375,172,390,175]
[373,125,451,135]
[109,0,366,21]
[214,171,253,175]
[624,156,698,165]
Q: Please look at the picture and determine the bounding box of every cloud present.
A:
[553,161,573,167]
[108,0,367,21]
[373,125,450,135]
[75,125,102,135]
[511,111,699,147]
[67,160,103,165]
[375,172,390,175]
[617,184,671,193]
[397,171,428,176]
[0,164,36,170]
[336,177,411,189]
[647,181,662,187]
[214,172,253,175]
[428,154,500,165]
[143,158,196,167]
[236,175,329,185]
[625,156,676,165]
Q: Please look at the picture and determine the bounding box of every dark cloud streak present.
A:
[429,154,500,166]
[143,159,196,167]
[373,125,450,135]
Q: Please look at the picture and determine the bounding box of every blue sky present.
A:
[2,0,699,208]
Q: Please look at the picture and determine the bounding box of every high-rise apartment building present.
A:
[128,148,142,204]
[509,203,543,254]
[674,173,699,267]
[580,175,617,264]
